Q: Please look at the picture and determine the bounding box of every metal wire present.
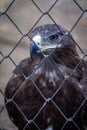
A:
[0,0,87,130]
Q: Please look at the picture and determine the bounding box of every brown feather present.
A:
[5,24,87,130]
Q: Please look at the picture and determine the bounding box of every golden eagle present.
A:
[5,24,87,130]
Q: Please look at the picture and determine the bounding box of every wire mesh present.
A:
[0,0,87,130]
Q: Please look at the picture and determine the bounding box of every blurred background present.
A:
[0,0,87,130]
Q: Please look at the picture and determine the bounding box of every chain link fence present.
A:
[0,0,87,130]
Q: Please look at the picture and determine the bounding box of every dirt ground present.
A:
[0,0,87,130]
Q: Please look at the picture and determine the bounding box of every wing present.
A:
[5,57,42,129]
[5,55,86,130]
[79,60,87,129]
[81,100,87,129]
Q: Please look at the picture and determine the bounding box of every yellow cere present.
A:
[33,35,42,46]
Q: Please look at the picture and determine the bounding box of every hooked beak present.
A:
[30,41,40,59]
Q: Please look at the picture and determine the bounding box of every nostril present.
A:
[37,42,40,45]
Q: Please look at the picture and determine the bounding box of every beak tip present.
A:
[30,41,40,59]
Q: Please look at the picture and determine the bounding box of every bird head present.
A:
[30,24,78,60]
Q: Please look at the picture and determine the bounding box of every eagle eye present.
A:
[49,34,59,41]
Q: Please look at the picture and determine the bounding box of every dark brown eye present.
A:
[49,34,59,41]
